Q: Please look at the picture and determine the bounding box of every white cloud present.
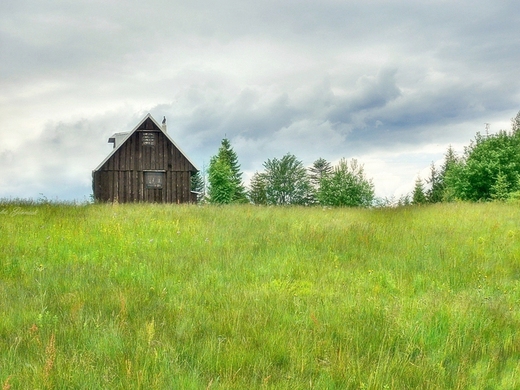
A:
[1,0,519,200]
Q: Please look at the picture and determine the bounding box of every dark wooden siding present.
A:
[93,120,197,203]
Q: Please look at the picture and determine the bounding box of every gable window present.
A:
[145,171,164,189]
[142,132,156,146]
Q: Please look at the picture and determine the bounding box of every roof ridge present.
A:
[93,113,199,172]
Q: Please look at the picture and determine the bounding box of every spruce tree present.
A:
[308,158,332,205]
[440,145,463,201]
[217,138,247,202]
[190,171,205,202]
[207,155,234,204]
[207,138,248,204]
[441,145,458,179]
[511,110,520,134]
[426,162,443,203]
[412,177,427,205]
[248,171,268,205]
[309,158,332,188]
[490,171,510,201]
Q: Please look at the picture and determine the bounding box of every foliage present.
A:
[444,130,520,201]
[2,202,520,389]
[415,111,520,204]
[248,171,268,205]
[438,145,461,202]
[422,146,460,203]
[308,158,332,204]
[425,163,442,203]
[207,138,247,204]
[512,110,520,133]
[308,158,332,188]
[490,171,511,201]
[190,171,205,201]
[207,155,234,204]
[398,194,411,206]
[412,177,427,205]
[263,153,312,205]
[218,138,248,202]
[318,158,375,207]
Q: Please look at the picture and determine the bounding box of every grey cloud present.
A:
[1,0,519,200]
[329,68,402,124]
[0,112,133,200]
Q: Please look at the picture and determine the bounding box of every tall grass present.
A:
[1,202,520,389]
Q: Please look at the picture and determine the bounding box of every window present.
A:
[142,132,156,146]
[145,171,164,189]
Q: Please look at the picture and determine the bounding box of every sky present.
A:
[1,0,520,202]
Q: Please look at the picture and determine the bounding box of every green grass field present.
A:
[1,202,520,389]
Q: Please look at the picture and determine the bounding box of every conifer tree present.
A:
[440,145,462,201]
[491,171,510,201]
[248,171,268,205]
[511,110,520,134]
[216,138,247,202]
[441,145,459,179]
[426,162,443,203]
[207,155,234,204]
[308,158,332,205]
[190,171,205,202]
[412,177,427,205]
[309,158,332,188]
[207,138,247,204]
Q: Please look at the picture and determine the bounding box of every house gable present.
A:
[92,113,199,203]
[94,113,198,173]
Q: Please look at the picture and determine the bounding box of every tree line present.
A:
[192,111,520,207]
[191,139,375,207]
[411,111,520,205]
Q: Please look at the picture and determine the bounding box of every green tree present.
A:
[217,138,247,202]
[445,130,520,201]
[207,138,247,204]
[412,176,427,205]
[442,145,459,176]
[318,158,375,207]
[308,158,332,205]
[511,111,520,134]
[490,171,511,201]
[190,171,205,202]
[423,145,461,202]
[442,146,467,201]
[248,171,268,205]
[426,163,443,203]
[397,194,411,207]
[263,154,312,205]
[207,155,234,204]
[309,158,332,188]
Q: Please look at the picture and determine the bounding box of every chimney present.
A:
[162,116,167,133]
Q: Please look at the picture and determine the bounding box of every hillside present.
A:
[1,202,520,389]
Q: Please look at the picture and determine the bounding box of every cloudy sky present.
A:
[1,0,519,201]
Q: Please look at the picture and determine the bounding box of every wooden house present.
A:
[92,114,199,203]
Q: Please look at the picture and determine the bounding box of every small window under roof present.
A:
[142,132,156,146]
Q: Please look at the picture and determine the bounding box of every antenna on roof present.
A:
[484,123,490,136]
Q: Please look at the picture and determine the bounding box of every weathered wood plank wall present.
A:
[93,117,197,203]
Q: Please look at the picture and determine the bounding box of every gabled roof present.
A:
[93,113,199,172]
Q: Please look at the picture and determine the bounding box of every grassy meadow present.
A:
[1,201,520,389]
